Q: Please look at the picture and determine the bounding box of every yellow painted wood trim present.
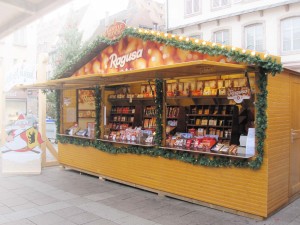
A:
[58,143,268,217]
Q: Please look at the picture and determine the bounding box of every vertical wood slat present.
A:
[266,72,291,214]
[59,143,268,217]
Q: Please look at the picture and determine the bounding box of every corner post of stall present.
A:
[37,53,48,166]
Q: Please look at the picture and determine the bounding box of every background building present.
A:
[0,24,38,125]
[82,0,165,42]
[166,0,300,72]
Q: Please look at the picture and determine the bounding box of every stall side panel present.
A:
[59,143,268,217]
[266,72,291,215]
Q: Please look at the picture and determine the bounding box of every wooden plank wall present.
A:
[266,71,291,215]
[59,143,269,217]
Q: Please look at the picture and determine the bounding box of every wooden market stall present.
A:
[21,25,300,219]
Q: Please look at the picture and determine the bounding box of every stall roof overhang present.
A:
[0,0,72,39]
[16,60,252,90]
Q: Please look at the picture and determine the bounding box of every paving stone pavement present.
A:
[1,161,300,225]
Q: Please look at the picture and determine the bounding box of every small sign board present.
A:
[104,21,126,40]
[227,86,251,103]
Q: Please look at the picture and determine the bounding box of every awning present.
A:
[16,60,251,90]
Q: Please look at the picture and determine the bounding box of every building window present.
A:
[244,23,264,51]
[185,0,201,16]
[190,33,203,39]
[281,17,300,52]
[13,28,27,46]
[212,0,230,9]
[139,25,152,30]
[213,30,230,45]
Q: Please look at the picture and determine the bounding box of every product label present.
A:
[227,86,251,103]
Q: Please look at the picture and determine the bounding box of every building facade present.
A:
[0,24,38,126]
[166,0,300,72]
[89,0,165,40]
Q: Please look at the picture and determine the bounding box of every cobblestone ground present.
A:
[0,160,300,225]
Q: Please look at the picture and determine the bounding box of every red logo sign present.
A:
[105,21,126,40]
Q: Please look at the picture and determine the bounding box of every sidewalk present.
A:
[1,162,300,225]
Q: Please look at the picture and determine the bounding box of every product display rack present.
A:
[143,105,156,130]
[108,106,138,131]
[186,104,239,144]
[166,105,186,133]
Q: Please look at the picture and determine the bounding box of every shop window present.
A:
[281,17,300,52]
[211,0,230,9]
[244,23,264,52]
[213,29,230,45]
[185,0,201,16]
[13,28,27,47]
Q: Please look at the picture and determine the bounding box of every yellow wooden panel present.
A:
[58,143,268,217]
[62,89,77,130]
[266,72,290,215]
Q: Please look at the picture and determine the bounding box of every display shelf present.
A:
[186,114,232,117]
[160,146,253,159]
[186,104,239,144]
[109,105,137,131]
[109,121,133,123]
[98,138,155,147]
[186,124,231,128]
[167,95,226,99]
[58,134,95,140]
[110,113,135,115]
[108,97,155,102]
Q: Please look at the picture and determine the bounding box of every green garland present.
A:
[94,86,101,139]
[249,68,268,169]
[53,27,282,80]
[55,27,281,169]
[55,90,61,139]
[154,78,163,145]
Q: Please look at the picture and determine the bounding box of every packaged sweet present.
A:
[219,146,229,153]
[229,145,238,155]
[211,143,224,152]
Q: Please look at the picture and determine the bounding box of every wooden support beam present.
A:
[45,139,58,160]
[36,53,48,167]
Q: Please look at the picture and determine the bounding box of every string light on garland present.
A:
[251,51,256,56]
[185,37,190,42]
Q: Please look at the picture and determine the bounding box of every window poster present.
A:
[78,89,95,110]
